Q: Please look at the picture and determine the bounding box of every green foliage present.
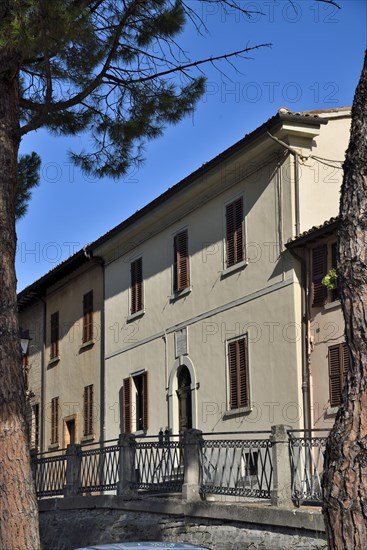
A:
[322,268,337,290]
[1,1,270,180]
[15,152,41,220]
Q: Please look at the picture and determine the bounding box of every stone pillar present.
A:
[270,424,294,508]
[182,429,203,502]
[64,444,82,497]
[117,433,137,499]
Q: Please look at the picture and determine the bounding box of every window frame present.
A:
[173,228,190,293]
[328,342,349,408]
[83,384,94,437]
[50,311,59,360]
[51,396,59,445]
[123,371,148,433]
[130,256,144,316]
[83,290,94,344]
[225,195,245,269]
[226,335,251,414]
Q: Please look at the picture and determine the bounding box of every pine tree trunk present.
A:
[0,51,41,548]
[322,50,367,549]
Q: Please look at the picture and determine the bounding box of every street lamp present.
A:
[20,329,31,356]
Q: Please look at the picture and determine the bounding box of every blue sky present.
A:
[16,0,366,291]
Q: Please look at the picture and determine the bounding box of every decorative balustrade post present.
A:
[182,429,203,502]
[270,424,294,508]
[64,443,82,497]
[117,433,137,498]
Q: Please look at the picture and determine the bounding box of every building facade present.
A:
[18,107,351,446]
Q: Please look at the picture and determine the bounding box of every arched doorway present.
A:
[176,365,192,435]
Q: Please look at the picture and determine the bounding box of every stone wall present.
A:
[39,496,327,550]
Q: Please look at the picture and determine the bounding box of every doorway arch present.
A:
[167,356,197,434]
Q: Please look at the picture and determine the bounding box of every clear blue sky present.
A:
[16,0,366,291]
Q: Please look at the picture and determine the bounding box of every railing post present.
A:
[117,433,137,499]
[64,444,82,497]
[270,424,294,508]
[182,429,203,502]
[30,449,38,481]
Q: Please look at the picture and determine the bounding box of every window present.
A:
[331,242,339,302]
[174,230,190,292]
[50,312,59,359]
[83,384,94,437]
[328,343,349,408]
[226,197,244,268]
[228,336,249,410]
[131,258,143,314]
[83,290,94,343]
[123,372,148,433]
[51,397,59,445]
[312,245,328,307]
[33,404,40,449]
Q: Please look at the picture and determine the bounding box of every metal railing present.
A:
[32,427,330,506]
[132,433,184,493]
[32,448,67,498]
[199,432,273,499]
[79,440,120,494]
[288,429,330,505]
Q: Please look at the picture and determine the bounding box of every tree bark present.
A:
[0,50,41,548]
[322,50,367,549]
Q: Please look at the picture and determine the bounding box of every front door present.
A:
[65,419,76,446]
[176,366,192,436]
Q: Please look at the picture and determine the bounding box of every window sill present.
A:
[127,309,145,323]
[324,299,341,311]
[325,406,339,416]
[223,405,252,419]
[170,286,192,302]
[48,443,60,450]
[80,339,95,351]
[221,259,248,279]
[48,356,60,367]
[81,434,95,443]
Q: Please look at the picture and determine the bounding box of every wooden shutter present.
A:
[228,337,249,410]
[312,245,327,306]
[83,290,93,343]
[174,230,189,292]
[329,343,349,408]
[226,197,244,267]
[142,371,149,431]
[123,377,132,433]
[331,242,339,301]
[50,312,59,358]
[84,385,93,436]
[131,258,143,314]
[51,397,59,444]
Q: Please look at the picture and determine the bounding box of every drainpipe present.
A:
[38,296,47,453]
[294,153,301,237]
[290,247,311,434]
[83,247,106,444]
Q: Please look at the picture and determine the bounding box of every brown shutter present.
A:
[123,377,132,433]
[83,291,93,343]
[228,341,238,410]
[312,245,328,306]
[174,230,189,291]
[238,337,249,408]
[51,312,59,358]
[83,385,94,436]
[228,337,249,410]
[226,198,244,267]
[131,258,143,314]
[328,344,345,408]
[331,242,339,301]
[142,371,149,431]
[51,397,59,444]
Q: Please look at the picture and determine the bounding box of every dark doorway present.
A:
[176,366,192,436]
[66,419,76,446]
